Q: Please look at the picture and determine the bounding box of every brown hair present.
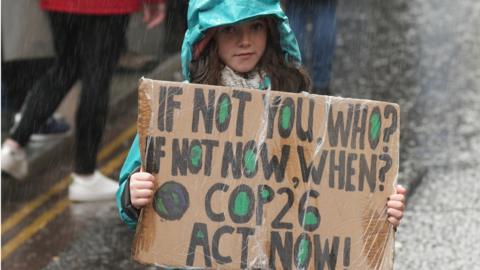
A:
[189,17,311,93]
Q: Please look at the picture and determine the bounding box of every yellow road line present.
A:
[1,149,130,261]
[1,149,129,235]
[1,123,136,236]
[2,150,128,261]
[1,198,71,259]
[1,178,70,234]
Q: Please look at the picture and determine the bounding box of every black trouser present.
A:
[2,58,54,113]
[164,0,188,53]
[10,12,129,174]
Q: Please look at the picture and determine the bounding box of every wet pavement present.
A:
[334,0,480,269]
[2,0,480,269]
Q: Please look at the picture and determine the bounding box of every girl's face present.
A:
[215,19,267,73]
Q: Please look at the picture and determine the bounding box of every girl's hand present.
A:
[130,172,155,209]
[387,185,407,228]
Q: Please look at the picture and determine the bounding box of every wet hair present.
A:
[189,17,311,93]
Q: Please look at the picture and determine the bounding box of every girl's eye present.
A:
[251,22,265,31]
[221,26,236,34]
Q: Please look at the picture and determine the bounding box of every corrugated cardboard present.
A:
[133,79,400,269]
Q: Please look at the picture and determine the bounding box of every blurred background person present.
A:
[284,0,337,95]
[1,0,166,202]
[1,1,70,142]
[163,0,188,54]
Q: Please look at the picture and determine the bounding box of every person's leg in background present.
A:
[163,0,188,54]
[1,59,51,132]
[2,12,81,180]
[2,59,71,141]
[67,14,129,201]
[285,0,310,68]
[311,0,337,94]
[2,59,54,115]
[285,0,337,95]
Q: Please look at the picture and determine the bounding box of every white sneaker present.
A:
[68,171,118,202]
[1,143,28,180]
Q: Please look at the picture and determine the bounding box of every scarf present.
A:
[220,66,271,90]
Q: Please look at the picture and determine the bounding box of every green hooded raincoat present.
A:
[116,0,302,230]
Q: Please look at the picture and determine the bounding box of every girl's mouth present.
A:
[235,52,255,58]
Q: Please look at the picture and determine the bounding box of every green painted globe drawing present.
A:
[153,181,190,220]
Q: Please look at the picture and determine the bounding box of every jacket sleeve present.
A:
[116,134,142,230]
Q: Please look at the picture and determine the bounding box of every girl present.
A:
[117,0,406,230]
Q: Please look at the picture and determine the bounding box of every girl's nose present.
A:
[238,29,252,47]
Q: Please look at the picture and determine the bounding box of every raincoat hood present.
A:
[181,0,302,81]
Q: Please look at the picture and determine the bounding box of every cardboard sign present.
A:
[133,79,400,270]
